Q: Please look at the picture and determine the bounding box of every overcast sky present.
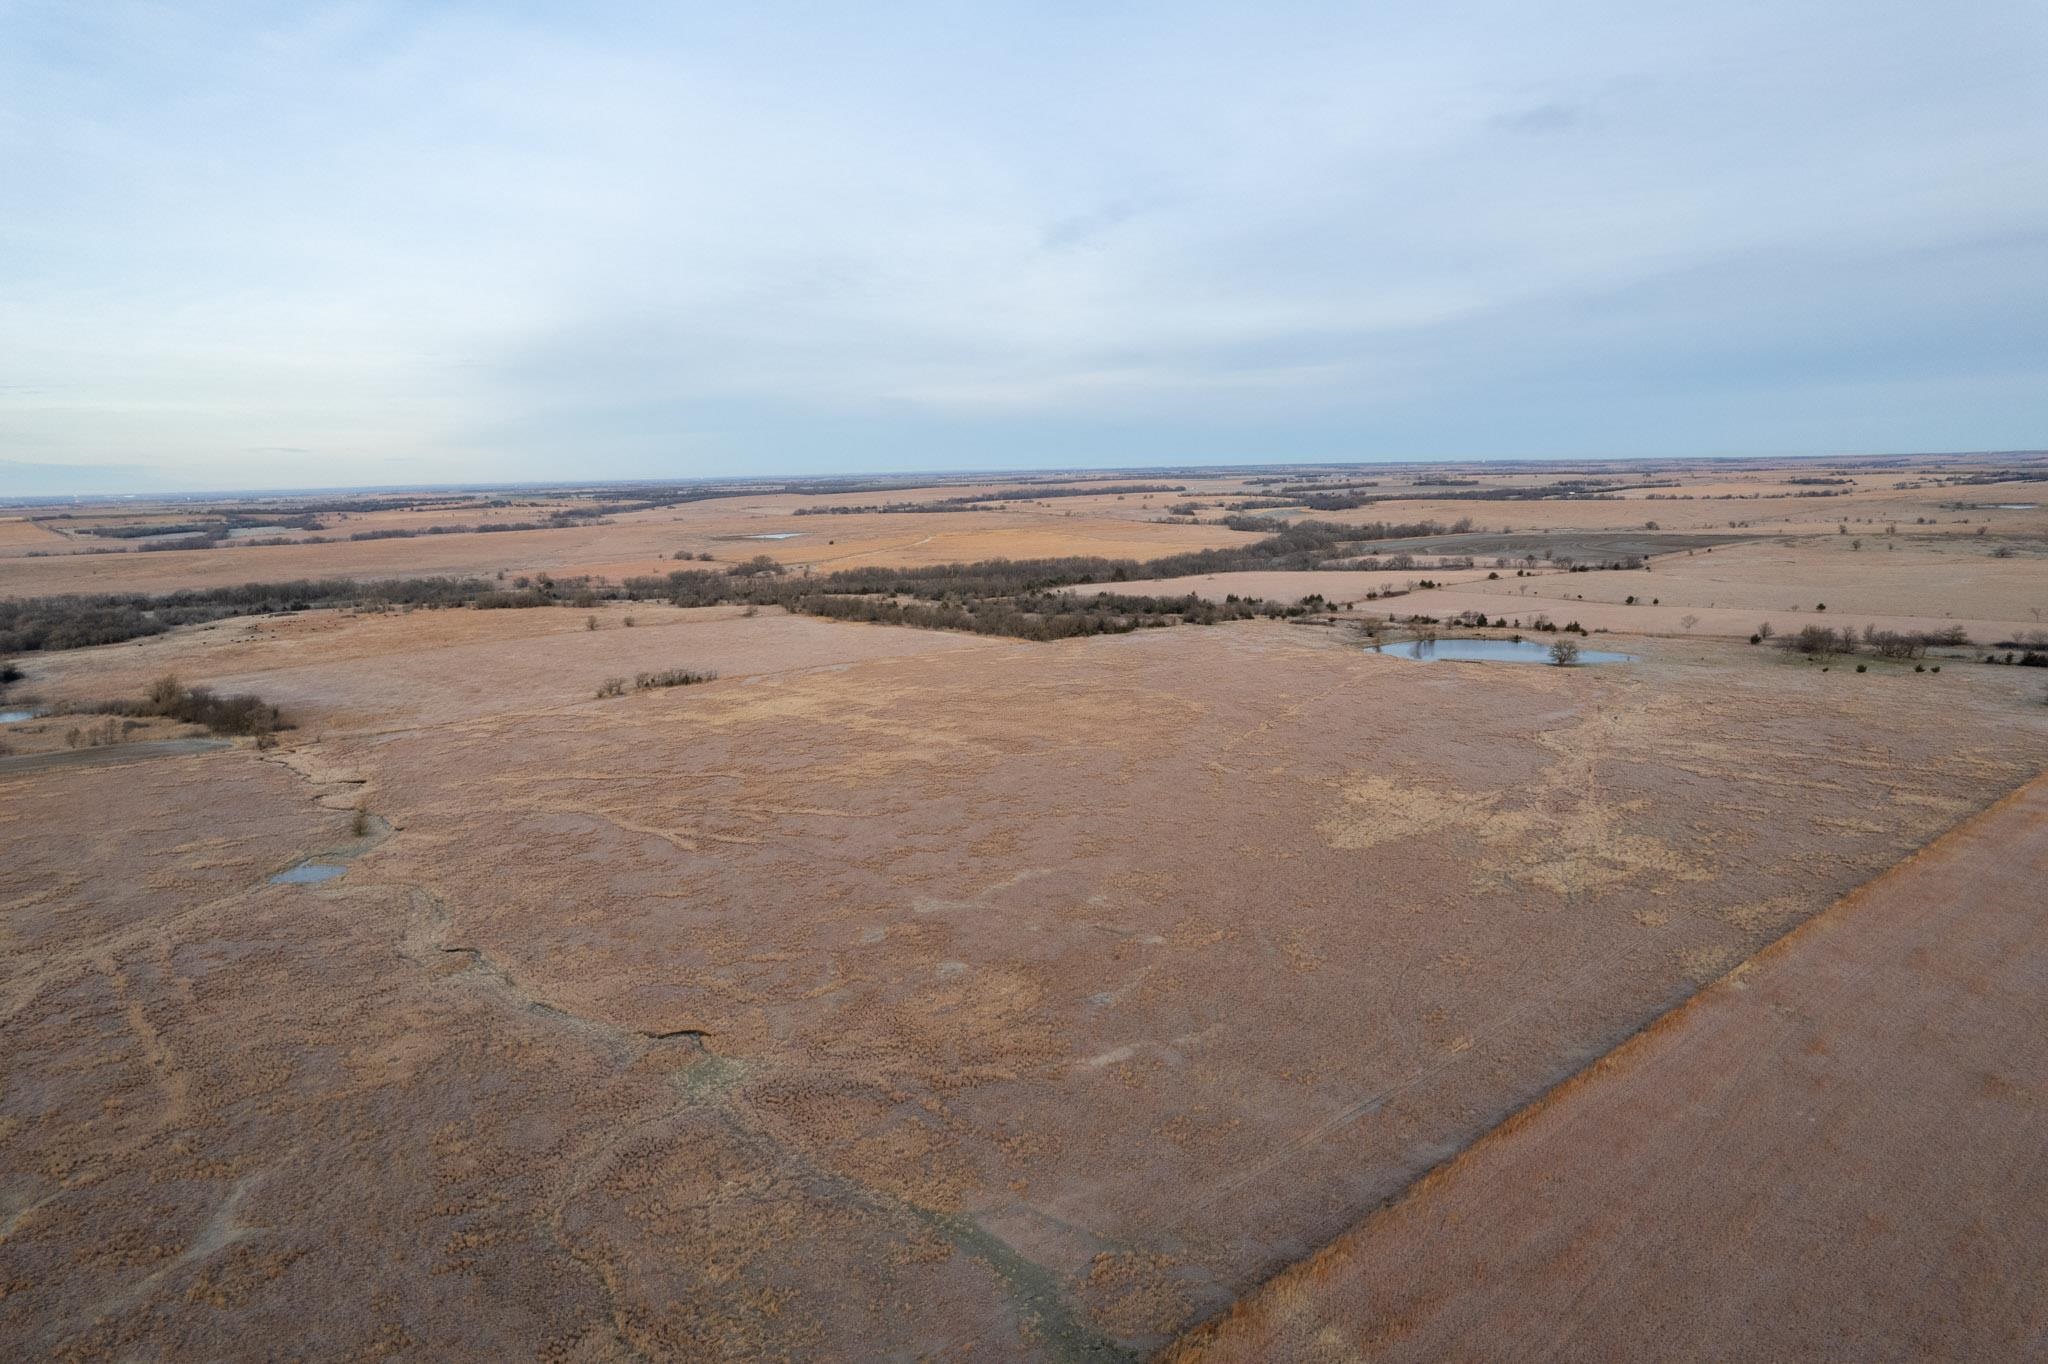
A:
[3,1,2045,491]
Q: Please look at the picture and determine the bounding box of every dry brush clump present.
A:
[147,679,284,735]
[1778,625,1854,660]
[66,674,287,738]
[1863,625,1969,659]
[635,669,717,690]
[63,717,132,749]
[1779,624,1972,662]
[594,669,719,698]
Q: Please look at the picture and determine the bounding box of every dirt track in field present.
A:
[0,736,229,774]
[1169,774,2048,1363]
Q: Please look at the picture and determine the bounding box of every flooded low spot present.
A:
[742,532,804,540]
[1371,639,1637,664]
[0,709,37,724]
[271,862,347,885]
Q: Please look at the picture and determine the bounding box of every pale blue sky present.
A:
[2,1,2045,491]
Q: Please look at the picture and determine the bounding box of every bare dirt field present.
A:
[1169,774,2048,1363]
[4,455,2046,1360]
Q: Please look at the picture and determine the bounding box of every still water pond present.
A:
[1370,639,1636,664]
[271,863,347,885]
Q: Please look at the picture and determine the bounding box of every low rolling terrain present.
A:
[3,454,2046,1359]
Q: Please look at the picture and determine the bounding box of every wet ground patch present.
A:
[271,861,348,885]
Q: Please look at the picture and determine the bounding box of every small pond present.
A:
[0,709,38,724]
[743,532,804,540]
[271,862,347,885]
[1370,639,1637,665]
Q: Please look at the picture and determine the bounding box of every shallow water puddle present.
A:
[271,862,348,885]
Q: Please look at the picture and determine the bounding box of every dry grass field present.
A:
[1169,775,2048,1363]
[1108,536,2048,644]
[3,455,2046,1360]
[0,507,1261,597]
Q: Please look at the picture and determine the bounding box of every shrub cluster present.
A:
[636,669,717,689]
[75,674,286,737]
[1779,624,1972,660]
[65,717,145,748]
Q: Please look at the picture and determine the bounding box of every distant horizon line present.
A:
[3,447,2044,504]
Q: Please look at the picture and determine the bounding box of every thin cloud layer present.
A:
[2,0,2044,489]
